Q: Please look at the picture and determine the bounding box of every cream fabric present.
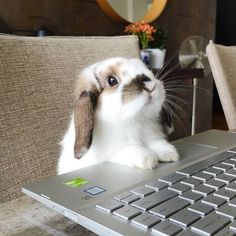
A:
[206,41,236,130]
[0,35,140,203]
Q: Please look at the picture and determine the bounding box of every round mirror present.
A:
[97,0,167,23]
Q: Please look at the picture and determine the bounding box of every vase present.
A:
[140,49,152,66]
[147,48,166,69]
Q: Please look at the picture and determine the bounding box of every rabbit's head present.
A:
[73,57,165,159]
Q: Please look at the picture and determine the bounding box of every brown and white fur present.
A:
[57,57,179,175]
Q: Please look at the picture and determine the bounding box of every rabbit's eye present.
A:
[107,75,118,87]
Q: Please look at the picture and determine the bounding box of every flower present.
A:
[124,21,168,50]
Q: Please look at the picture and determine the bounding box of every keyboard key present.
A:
[225,168,236,177]
[192,184,215,196]
[114,192,132,201]
[181,177,202,188]
[204,179,226,190]
[214,188,236,200]
[149,197,190,218]
[192,171,213,181]
[159,172,186,185]
[179,190,203,203]
[229,221,236,231]
[214,227,235,236]
[177,152,234,176]
[131,212,160,229]
[229,198,236,207]
[213,163,232,171]
[214,151,236,161]
[226,182,236,192]
[201,194,227,208]
[215,173,236,184]
[188,201,214,216]
[191,213,230,236]
[113,205,141,220]
[223,159,236,168]
[177,230,199,236]
[145,180,168,191]
[168,182,191,194]
[204,167,223,176]
[230,151,236,157]
[121,194,140,204]
[152,221,182,236]
[131,186,155,197]
[169,209,200,227]
[217,204,236,219]
[96,200,124,213]
[177,160,209,176]
[131,188,177,211]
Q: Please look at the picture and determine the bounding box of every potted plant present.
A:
[124,21,168,68]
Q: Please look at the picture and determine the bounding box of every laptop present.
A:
[22,129,236,236]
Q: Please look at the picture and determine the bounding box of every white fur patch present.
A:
[57,58,179,175]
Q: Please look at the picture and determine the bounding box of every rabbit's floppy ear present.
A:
[73,68,101,159]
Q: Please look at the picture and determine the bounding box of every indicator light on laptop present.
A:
[64,177,88,187]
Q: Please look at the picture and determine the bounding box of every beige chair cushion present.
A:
[0,35,140,203]
[206,41,236,130]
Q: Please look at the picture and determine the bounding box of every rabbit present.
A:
[57,57,179,175]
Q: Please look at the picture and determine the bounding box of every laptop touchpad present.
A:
[174,141,217,161]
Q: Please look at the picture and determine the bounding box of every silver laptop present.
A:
[22,129,236,236]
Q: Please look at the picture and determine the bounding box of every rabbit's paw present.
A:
[111,146,158,169]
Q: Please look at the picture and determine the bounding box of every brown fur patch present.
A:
[74,85,99,159]
[122,74,151,104]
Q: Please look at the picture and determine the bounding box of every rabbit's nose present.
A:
[142,79,156,93]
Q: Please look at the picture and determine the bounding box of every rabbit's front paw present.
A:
[158,150,180,162]
[111,146,158,169]
[134,155,159,169]
[148,140,180,163]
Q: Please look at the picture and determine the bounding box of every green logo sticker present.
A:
[64,177,88,187]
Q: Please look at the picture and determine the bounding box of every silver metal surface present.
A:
[22,130,236,236]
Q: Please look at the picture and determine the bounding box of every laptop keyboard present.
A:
[96,150,236,235]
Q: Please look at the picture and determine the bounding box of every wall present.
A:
[156,0,216,138]
[0,0,123,36]
[0,0,216,138]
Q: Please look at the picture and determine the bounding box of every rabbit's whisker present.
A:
[163,102,188,136]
